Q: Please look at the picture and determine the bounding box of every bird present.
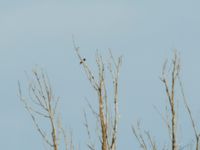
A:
[80,58,86,64]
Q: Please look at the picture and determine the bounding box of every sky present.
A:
[1,0,200,149]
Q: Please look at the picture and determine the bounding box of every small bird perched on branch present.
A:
[80,58,86,64]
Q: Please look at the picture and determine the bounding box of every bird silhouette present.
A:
[80,58,86,64]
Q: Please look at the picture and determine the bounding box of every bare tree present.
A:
[74,44,122,150]
[131,51,200,150]
[160,51,180,150]
[132,51,180,150]
[18,68,73,150]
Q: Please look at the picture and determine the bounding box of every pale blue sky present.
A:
[1,0,200,149]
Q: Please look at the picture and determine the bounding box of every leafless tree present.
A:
[18,68,73,150]
[74,44,122,150]
[161,51,180,150]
